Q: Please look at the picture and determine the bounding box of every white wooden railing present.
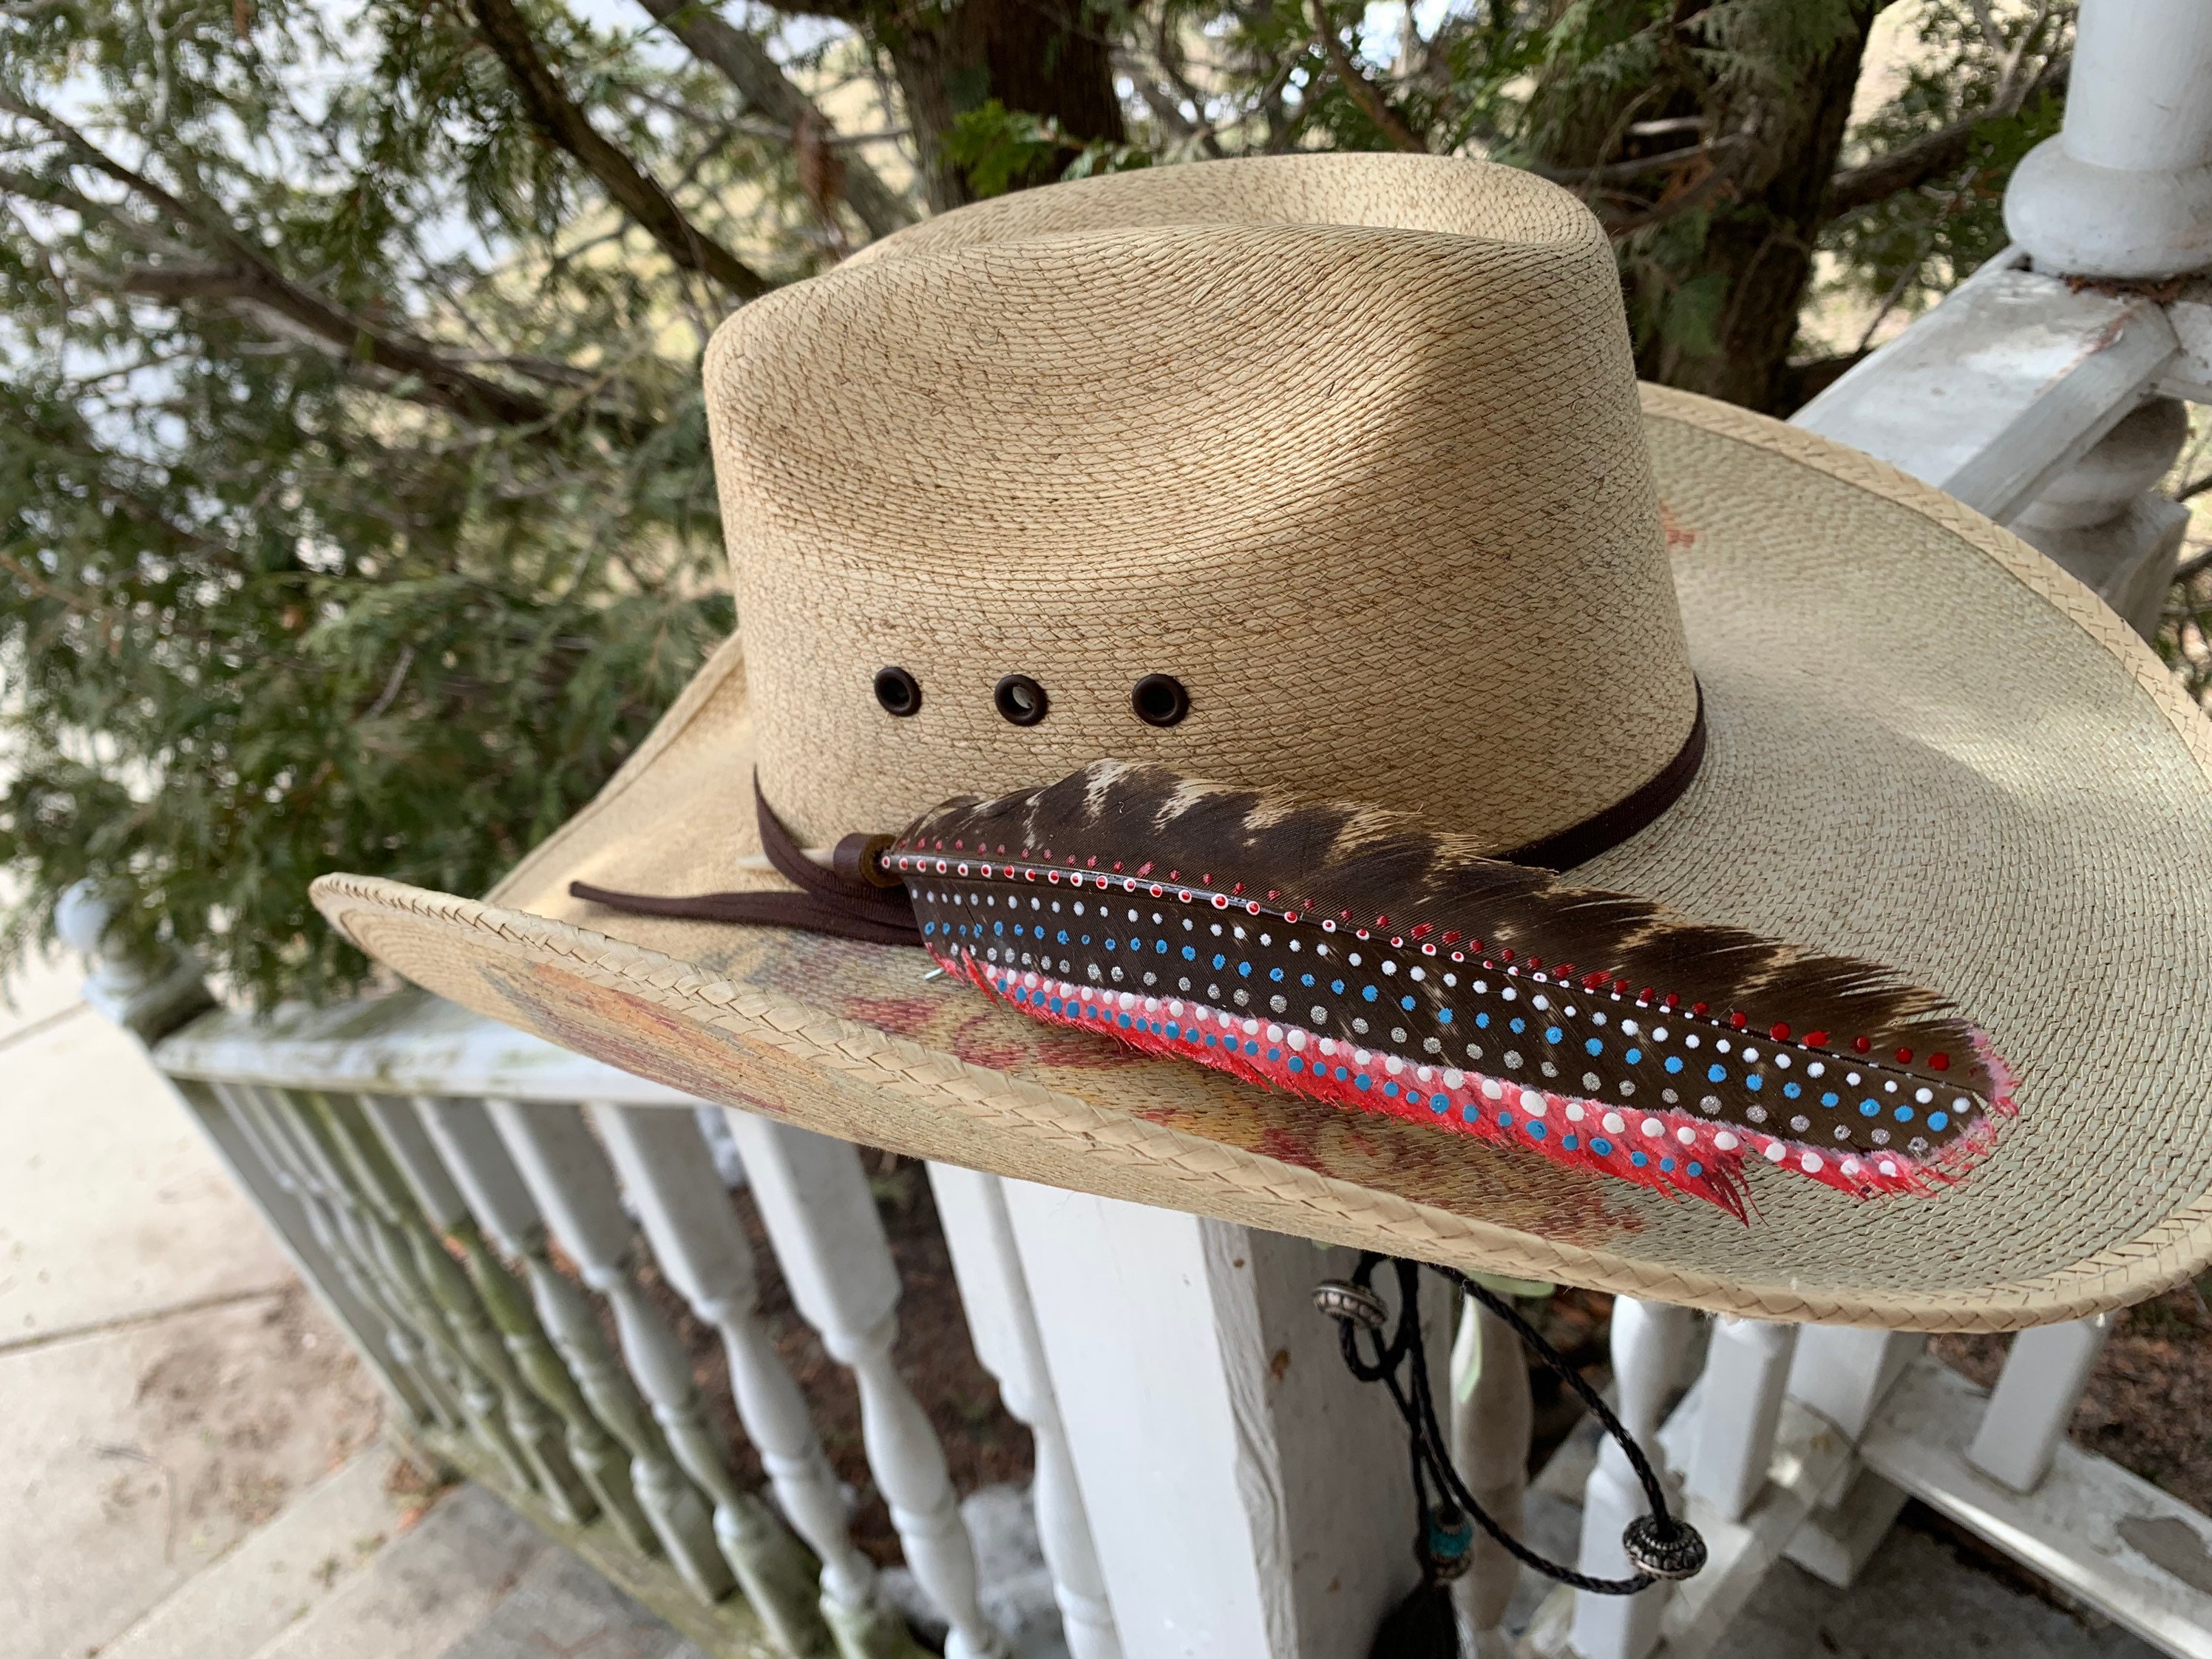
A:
[58,4,2212,1653]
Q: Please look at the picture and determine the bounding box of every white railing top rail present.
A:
[152,987,705,1107]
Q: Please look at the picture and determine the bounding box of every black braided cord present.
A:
[1327,1252,1698,1596]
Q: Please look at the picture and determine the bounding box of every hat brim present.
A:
[313,387,2212,1332]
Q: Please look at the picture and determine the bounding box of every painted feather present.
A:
[888,761,2016,1218]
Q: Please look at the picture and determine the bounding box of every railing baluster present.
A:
[1451,1295,1533,1659]
[927,1164,1119,1659]
[1967,1318,2111,1494]
[279,1086,532,1486]
[718,1113,1013,1659]
[484,1098,787,1615]
[411,1094,657,1553]
[592,1103,922,1659]
[333,1090,595,1522]
[218,1081,462,1429]
[1570,1297,1693,1659]
[1686,1317,1799,1524]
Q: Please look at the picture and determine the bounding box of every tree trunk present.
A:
[1642,8,1880,410]
[878,0,1127,210]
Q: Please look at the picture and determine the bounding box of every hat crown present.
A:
[706,154,1697,848]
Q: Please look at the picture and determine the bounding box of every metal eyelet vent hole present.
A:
[994,674,1048,726]
[1131,672,1190,727]
[873,666,922,717]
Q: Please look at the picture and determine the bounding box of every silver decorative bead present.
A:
[1622,1513,1707,1581]
[1311,1278,1388,1331]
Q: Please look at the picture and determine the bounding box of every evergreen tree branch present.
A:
[0,94,566,429]
[464,0,772,298]
[1306,0,1426,153]
[631,0,917,239]
[1825,53,2068,217]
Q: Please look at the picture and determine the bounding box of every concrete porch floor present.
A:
[0,934,2171,1659]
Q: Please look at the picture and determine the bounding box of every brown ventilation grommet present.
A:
[1132,673,1190,727]
[873,666,922,716]
[994,674,1048,726]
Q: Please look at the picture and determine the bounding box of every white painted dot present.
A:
[1878,1160,1899,1178]
[1287,1029,1306,1050]
[1675,1126,1695,1146]
[1522,1091,1547,1116]
[1764,1141,1788,1163]
[1384,1056,1404,1076]
[1565,1103,1586,1122]
[1808,1061,1825,1077]
[1416,1065,1434,1082]
[1409,966,1425,981]
[1382,960,1397,975]
[1445,1068,1468,1090]
[1602,1112,1626,1135]
[1774,1053,1791,1069]
[1915,1088,1933,1103]
[1714,1131,1739,1152]
[1641,1117,1663,1138]
[1799,1153,1822,1173]
[1480,1079,1503,1100]
[1652,1025,1669,1042]
[1842,1158,1862,1177]
[1684,1034,1701,1048]
[1622,1020,1640,1036]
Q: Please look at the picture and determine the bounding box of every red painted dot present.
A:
[1728,1011,1748,1031]
[1853,1036,1871,1054]
[1442,929,1461,943]
[1500,948,1516,961]
[1692,1001,1710,1017]
[1895,1047,1913,1065]
[1769,1022,1791,1041]
[1663,993,1680,1011]
[1806,1030,1829,1047]
[1930,1054,1950,1072]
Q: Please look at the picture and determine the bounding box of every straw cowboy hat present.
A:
[313,152,2212,1334]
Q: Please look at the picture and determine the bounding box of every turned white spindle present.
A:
[1449,1295,1533,1659]
[1785,1326,1921,1442]
[591,1103,917,1659]
[2008,396,2192,638]
[927,1164,1120,1659]
[719,1113,1011,1659]
[1967,1317,2111,1494]
[355,1093,596,1526]
[2005,0,2212,277]
[481,1100,745,1607]
[1686,1317,1799,1524]
[411,1094,657,1554]
[1570,1297,1693,1659]
[220,1082,464,1429]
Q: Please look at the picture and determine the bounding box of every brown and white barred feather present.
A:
[890,761,2015,1218]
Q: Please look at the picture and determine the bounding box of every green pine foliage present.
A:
[1,0,2077,1006]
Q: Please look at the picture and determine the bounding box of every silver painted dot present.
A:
[1583,1071,1601,1090]
[1311,1005,1329,1023]
[1790,1115,1811,1133]
[1270,994,1289,1014]
[1504,1051,1523,1068]
[1425,1037,1443,1054]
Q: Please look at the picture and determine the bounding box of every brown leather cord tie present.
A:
[567,689,1706,949]
[569,777,920,947]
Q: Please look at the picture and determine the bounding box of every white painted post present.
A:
[411,1094,657,1555]
[1685,1319,1799,1525]
[1966,1317,2112,1495]
[1450,1296,1533,1659]
[717,1113,1012,1659]
[2005,0,2212,278]
[1785,1327,1921,1444]
[591,1103,923,1659]
[927,1165,1121,1659]
[1000,1181,1435,1659]
[1570,1297,1693,1659]
[2007,397,2192,638]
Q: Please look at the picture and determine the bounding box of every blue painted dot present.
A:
[1461,1102,1478,1122]
[1212,953,1227,970]
[1584,1038,1604,1056]
[1401,995,1417,1011]
[1362,985,1379,1002]
[1783,1081,1801,1099]
[1928,1112,1949,1131]
[1100,935,1111,949]
[1333,1066,1349,1082]
[1893,1105,1915,1123]
[1822,1091,1840,1107]
[1439,1008,1454,1025]
[1382,1081,1399,1097]
[923,921,937,936]
[1301,974,1315,987]
[1267,1048,1281,1062]
[1665,1055,1684,1073]
[1632,1151,1649,1168]
[1270,966,1284,981]
[1562,1134,1580,1150]
[1182,944,1196,960]
[1660,1156,1675,1172]
[1117,1013,1132,1029]
[1156,940,1167,954]
[1331,980,1346,994]
[1056,929,1068,944]
[1707,1063,1727,1084]
[1165,1022,1181,1040]
[1686,1161,1703,1177]
[1510,1017,1526,1034]
[1545,1025,1564,1044]
[1287,1055,1303,1073]
[1497,1110,1513,1128]
[1592,1138,1613,1156]
[1527,1121,1547,1139]
[1475,1012,1490,1029]
[1745,1074,1763,1091]
[1355,1072,1374,1090]
[1431,1093,1450,1111]
[1625,1048,1642,1064]
[1238,962,1252,977]
[1859,1099,1879,1117]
